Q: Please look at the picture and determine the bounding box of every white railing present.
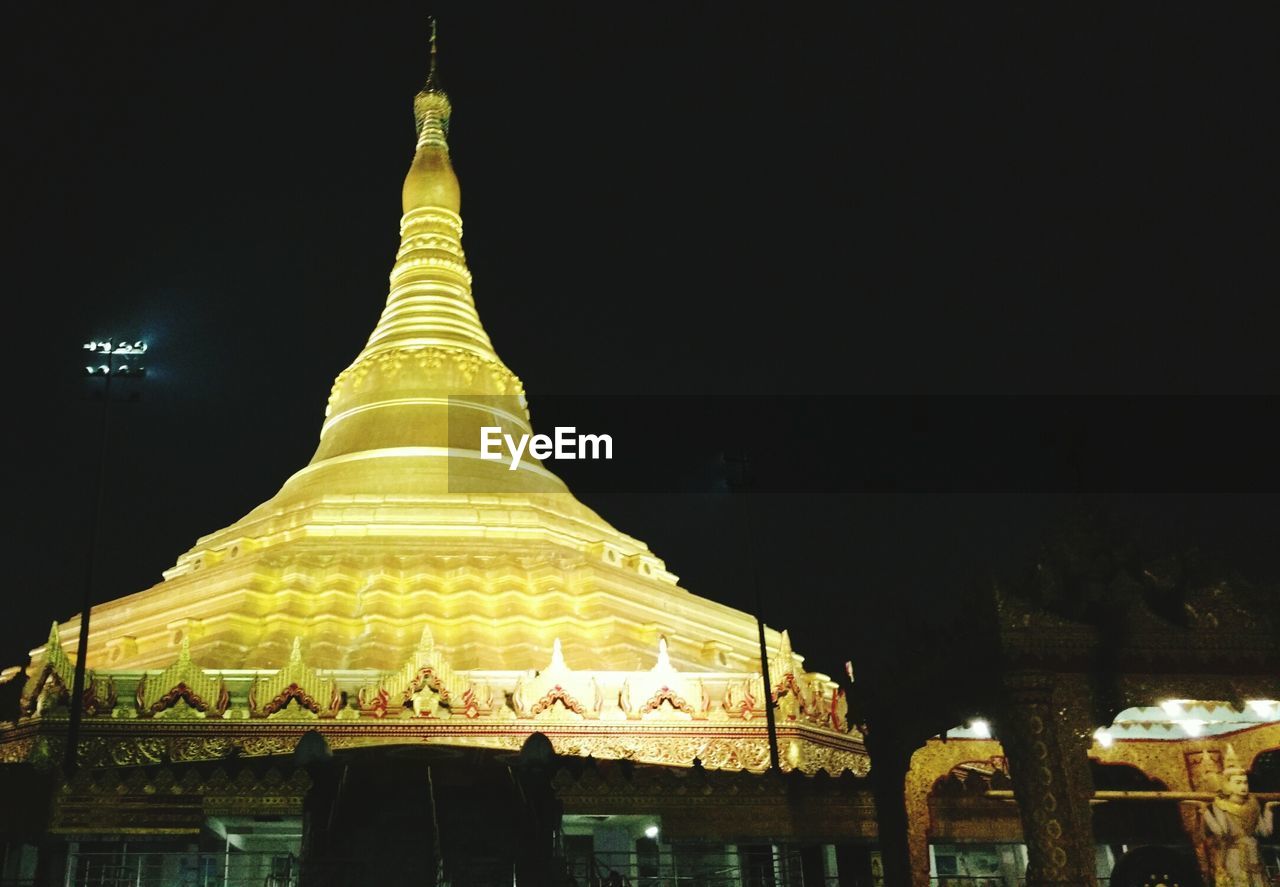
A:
[66,851,297,887]
[566,848,812,887]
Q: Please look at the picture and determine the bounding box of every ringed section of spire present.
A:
[312,203,532,468]
[313,69,532,471]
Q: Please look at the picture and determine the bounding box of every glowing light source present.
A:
[83,340,147,355]
[643,825,659,840]
[83,340,148,377]
[1247,699,1279,718]
[969,719,991,739]
[1160,699,1189,718]
[1093,728,1114,749]
[1174,719,1205,737]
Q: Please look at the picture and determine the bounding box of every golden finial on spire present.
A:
[412,16,452,150]
[424,16,442,94]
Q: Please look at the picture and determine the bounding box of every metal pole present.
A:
[65,356,114,773]
[728,454,782,772]
[755,589,782,772]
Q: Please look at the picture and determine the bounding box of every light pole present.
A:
[723,453,782,773]
[64,339,147,773]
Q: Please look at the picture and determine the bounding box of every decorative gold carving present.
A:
[638,687,695,717]
[247,639,339,718]
[459,679,496,719]
[622,637,704,721]
[168,736,235,762]
[515,639,596,720]
[85,675,116,716]
[109,737,165,767]
[999,672,1097,887]
[373,625,469,718]
[356,685,391,718]
[236,735,301,758]
[20,623,76,716]
[907,738,1008,887]
[53,764,313,832]
[136,638,228,717]
[327,345,523,417]
[0,736,34,764]
[530,686,588,718]
[723,675,764,719]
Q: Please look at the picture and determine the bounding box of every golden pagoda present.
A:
[1,29,865,778]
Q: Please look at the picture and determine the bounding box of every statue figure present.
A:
[1189,745,1277,887]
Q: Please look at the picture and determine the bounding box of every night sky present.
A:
[3,5,1277,716]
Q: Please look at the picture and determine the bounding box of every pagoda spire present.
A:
[309,19,533,470]
[410,17,453,159]
[423,17,442,94]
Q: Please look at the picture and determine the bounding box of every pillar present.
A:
[864,732,915,887]
[1000,671,1097,887]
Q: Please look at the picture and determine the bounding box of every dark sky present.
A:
[2,5,1277,685]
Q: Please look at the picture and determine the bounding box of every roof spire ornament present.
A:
[412,17,452,151]
[549,638,567,671]
[424,17,441,93]
[655,635,672,671]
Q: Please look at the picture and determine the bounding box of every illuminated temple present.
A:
[2,35,861,775]
[0,30,867,887]
[3,30,1280,887]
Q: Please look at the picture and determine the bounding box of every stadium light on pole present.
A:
[65,340,147,773]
